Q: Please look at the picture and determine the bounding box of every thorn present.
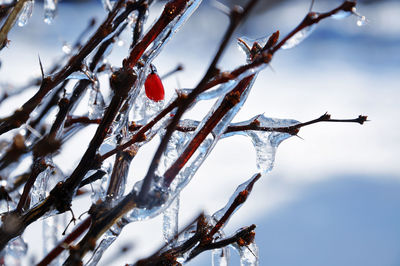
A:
[321,112,331,120]
[175,76,181,91]
[38,54,45,79]
[295,134,304,140]
[62,208,77,235]
[161,64,184,79]
[268,64,276,73]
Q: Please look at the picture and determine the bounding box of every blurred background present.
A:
[0,0,399,265]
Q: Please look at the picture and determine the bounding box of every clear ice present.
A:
[331,9,353,20]
[42,214,67,265]
[88,85,106,120]
[31,160,64,208]
[234,241,259,266]
[212,248,230,266]
[3,236,28,266]
[212,174,260,226]
[44,0,58,24]
[18,0,34,27]
[162,195,179,245]
[224,115,299,174]
[281,24,316,49]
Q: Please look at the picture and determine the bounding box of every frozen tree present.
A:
[0,0,367,265]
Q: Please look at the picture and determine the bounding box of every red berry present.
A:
[145,73,164,102]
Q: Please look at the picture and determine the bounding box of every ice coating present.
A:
[3,236,28,266]
[131,84,165,124]
[281,24,317,50]
[44,0,58,24]
[197,80,237,101]
[18,0,34,27]
[126,0,203,125]
[212,173,260,227]
[162,195,179,245]
[62,43,72,55]
[101,0,114,12]
[31,160,64,208]
[85,218,129,266]
[42,215,67,265]
[237,35,272,63]
[132,67,259,221]
[89,165,111,203]
[331,9,353,20]
[126,68,259,234]
[140,0,202,65]
[178,80,239,103]
[158,120,197,177]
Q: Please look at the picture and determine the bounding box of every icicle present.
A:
[247,130,286,174]
[234,242,259,266]
[281,24,316,49]
[212,248,230,266]
[224,115,299,174]
[89,164,112,203]
[31,161,64,207]
[18,0,34,27]
[42,214,67,265]
[43,0,58,24]
[88,84,106,120]
[162,195,179,245]
[3,236,28,266]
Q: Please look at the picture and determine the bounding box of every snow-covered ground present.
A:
[0,0,399,265]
